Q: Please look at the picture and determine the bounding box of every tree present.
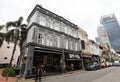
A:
[5,17,27,67]
[0,25,5,48]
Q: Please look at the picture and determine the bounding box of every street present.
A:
[42,67,120,82]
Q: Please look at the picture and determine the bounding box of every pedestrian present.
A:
[35,65,42,82]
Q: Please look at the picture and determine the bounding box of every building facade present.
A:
[89,40,101,63]
[20,5,82,78]
[100,14,120,53]
[78,27,91,58]
[97,24,111,48]
[0,28,19,68]
[78,27,92,69]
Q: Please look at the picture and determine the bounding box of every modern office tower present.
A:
[100,14,120,53]
[97,24,111,49]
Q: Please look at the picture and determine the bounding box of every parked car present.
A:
[85,62,101,70]
[106,62,113,67]
[113,60,120,66]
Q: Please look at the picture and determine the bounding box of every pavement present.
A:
[17,70,85,82]
[1,67,120,82]
[92,67,120,82]
[0,68,85,82]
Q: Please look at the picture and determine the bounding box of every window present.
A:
[68,27,72,35]
[55,37,58,47]
[38,33,43,44]
[71,41,73,50]
[75,42,78,51]
[47,35,53,46]
[54,36,60,48]
[65,39,68,49]
[46,19,50,27]
[50,38,53,46]
[54,21,60,31]
[65,26,68,34]
[49,19,54,29]
[68,28,70,35]
[72,42,75,50]
[68,40,72,50]
[73,31,76,37]
[57,37,60,48]
[47,36,50,46]
[36,11,40,23]
[81,40,85,50]
[40,14,46,26]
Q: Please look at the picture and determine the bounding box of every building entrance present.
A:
[33,51,62,76]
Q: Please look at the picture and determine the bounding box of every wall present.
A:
[0,41,20,65]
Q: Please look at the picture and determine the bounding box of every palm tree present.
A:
[0,25,5,48]
[5,17,27,67]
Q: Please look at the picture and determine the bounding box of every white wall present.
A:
[26,26,34,43]
[0,41,20,65]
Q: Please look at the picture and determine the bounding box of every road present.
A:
[42,67,120,82]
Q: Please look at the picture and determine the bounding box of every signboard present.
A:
[65,54,81,61]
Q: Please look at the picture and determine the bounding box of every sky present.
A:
[0,0,120,40]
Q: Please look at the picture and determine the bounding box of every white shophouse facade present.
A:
[21,5,82,78]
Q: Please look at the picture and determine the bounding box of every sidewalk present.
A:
[17,70,85,82]
[0,68,85,82]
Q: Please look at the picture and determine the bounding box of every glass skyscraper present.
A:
[100,14,120,53]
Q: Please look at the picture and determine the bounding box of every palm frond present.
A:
[0,33,5,47]
[21,24,27,29]
[6,22,17,30]
[17,17,23,27]
[5,30,15,43]
[0,25,4,30]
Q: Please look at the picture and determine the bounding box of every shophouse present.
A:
[20,5,82,78]
[89,40,101,63]
[78,27,92,69]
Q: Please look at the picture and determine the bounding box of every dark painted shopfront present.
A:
[65,52,82,71]
[82,52,92,68]
[21,43,82,78]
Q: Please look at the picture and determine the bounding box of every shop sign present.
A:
[69,54,80,59]
[66,54,81,61]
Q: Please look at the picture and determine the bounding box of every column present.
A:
[23,45,34,78]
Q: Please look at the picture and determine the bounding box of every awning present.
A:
[82,52,92,58]
[65,54,81,61]
[82,55,92,58]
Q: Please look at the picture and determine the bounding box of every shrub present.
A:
[2,67,15,77]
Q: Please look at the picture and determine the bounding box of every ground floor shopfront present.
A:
[82,52,101,70]
[20,43,82,78]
